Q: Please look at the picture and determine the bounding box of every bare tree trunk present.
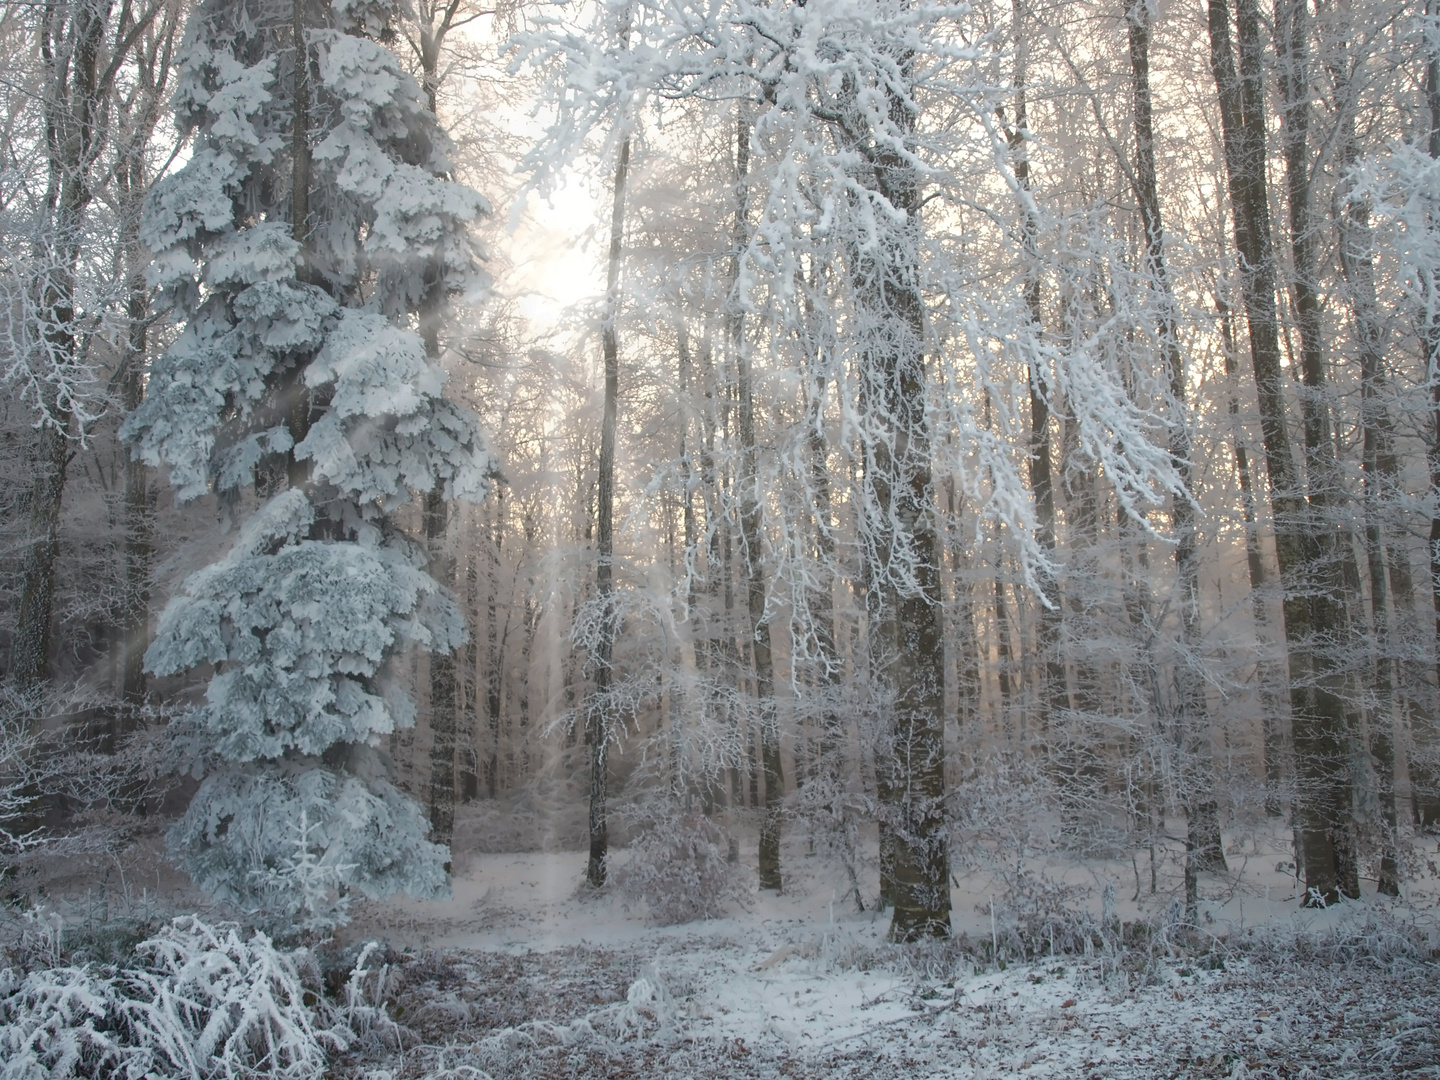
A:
[15,419,69,689]
[460,535,480,802]
[1214,292,1290,818]
[1273,0,1362,897]
[425,490,458,851]
[1006,0,1070,802]
[846,49,951,942]
[1208,0,1356,903]
[678,322,701,803]
[13,0,117,689]
[1126,0,1224,910]
[1059,407,1105,823]
[1417,0,1440,831]
[993,557,1017,741]
[945,479,981,750]
[280,0,317,497]
[587,133,629,888]
[1318,41,1398,892]
[118,212,154,710]
[729,114,783,892]
[114,3,178,710]
[803,331,841,770]
[486,489,505,799]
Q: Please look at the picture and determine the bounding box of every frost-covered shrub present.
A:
[0,704,42,884]
[1236,903,1440,967]
[613,810,750,925]
[791,767,874,912]
[0,916,355,1079]
[982,873,1115,964]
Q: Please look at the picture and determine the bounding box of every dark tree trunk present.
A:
[460,538,480,803]
[1126,0,1224,910]
[118,201,154,710]
[1006,0,1071,807]
[486,488,506,800]
[1322,38,1400,892]
[729,114,783,892]
[587,134,629,888]
[1208,0,1357,903]
[113,4,177,712]
[14,0,115,689]
[1216,293,1290,819]
[425,490,458,851]
[846,51,951,942]
[1417,0,1440,831]
[1273,0,1363,897]
[992,558,1016,740]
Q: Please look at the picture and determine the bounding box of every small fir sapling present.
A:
[121,0,494,924]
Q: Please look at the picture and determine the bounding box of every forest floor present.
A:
[12,813,1440,1078]
[326,828,1440,1080]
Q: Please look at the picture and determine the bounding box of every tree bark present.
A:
[486,489,505,799]
[1418,0,1440,831]
[1006,0,1071,803]
[13,0,116,689]
[1331,50,1401,894]
[1208,0,1356,903]
[460,536,480,802]
[1126,0,1224,908]
[729,114,784,892]
[587,133,629,888]
[1273,0,1362,896]
[113,2,177,711]
[425,490,458,850]
[1216,293,1290,821]
[119,283,153,719]
[846,49,951,942]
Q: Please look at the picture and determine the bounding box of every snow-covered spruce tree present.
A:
[121,0,493,928]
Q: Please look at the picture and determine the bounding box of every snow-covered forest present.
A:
[4,0,1440,1075]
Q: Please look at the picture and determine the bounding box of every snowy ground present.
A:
[329,836,1440,1079]
[10,815,1440,1078]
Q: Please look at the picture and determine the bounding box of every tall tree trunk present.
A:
[1218,306,1289,826]
[114,2,177,710]
[1273,0,1362,896]
[992,555,1017,741]
[283,0,316,494]
[486,489,505,799]
[1007,0,1071,802]
[425,490,458,851]
[15,419,69,690]
[1419,0,1440,831]
[678,322,700,802]
[730,114,783,892]
[848,49,951,942]
[1208,0,1356,903]
[14,0,115,689]
[118,154,154,712]
[411,0,464,849]
[803,328,841,772]
[1330,49,1401,893]
[1059,407,1105,822]
[587,133,629,888]
[1126,0,1224,909]
[460,536,480,802]
[945,478,982,750]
